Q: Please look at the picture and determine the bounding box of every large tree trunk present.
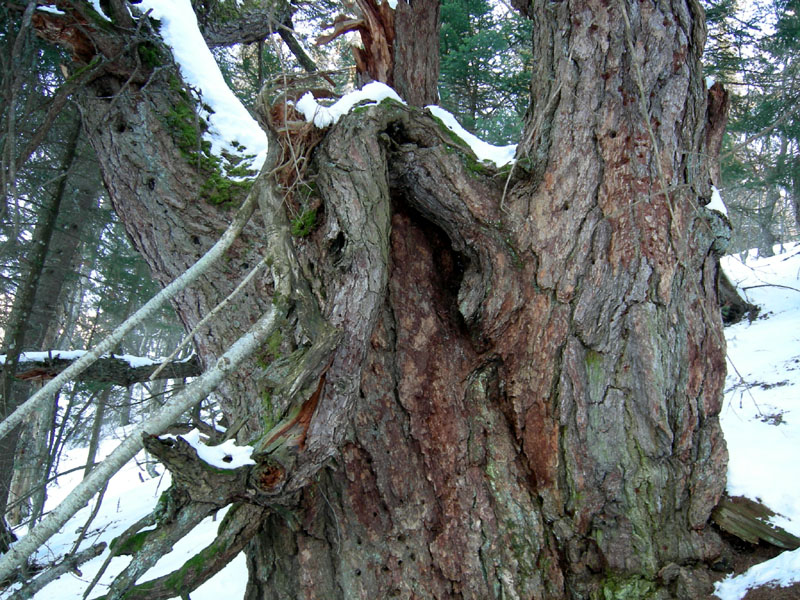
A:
[30,0,729,597]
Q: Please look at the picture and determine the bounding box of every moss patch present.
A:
[291,208,318,237]
[594,573,659,600]
[162,84,256,208]
[111,529,153,556]
[137,42,162,68]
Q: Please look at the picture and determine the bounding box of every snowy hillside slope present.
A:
[714,243,800,599]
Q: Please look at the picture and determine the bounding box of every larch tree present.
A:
[6,0,733,597]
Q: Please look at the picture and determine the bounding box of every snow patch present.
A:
[425,105,517,167]
[36,6,66,15]
[137,0,269,169]
[714,547,800,600]
[295,81,404,128]
[720,243,800,536]
[708,185,728,216]
[161,428,255,469]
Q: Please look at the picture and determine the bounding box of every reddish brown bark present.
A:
[318,0,439,106]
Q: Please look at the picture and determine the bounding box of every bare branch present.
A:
[0,184,259,444]
[6,542,107,600]
[0,302,286,584]
[149,260,267,381]
[277,23,321,74]
[8,353,202,386]
[201,7,292,47]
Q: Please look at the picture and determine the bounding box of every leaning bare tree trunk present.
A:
[28,0,729,598]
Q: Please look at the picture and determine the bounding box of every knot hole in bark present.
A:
[390,204,471,339]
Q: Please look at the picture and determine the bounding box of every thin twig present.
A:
[148,257,268,380]
[741,283,800,294]
[7,542,106,600]
[68,483,109,556]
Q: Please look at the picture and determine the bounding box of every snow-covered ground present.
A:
[7,435,249,600]
[0,243,795,599]
[714,243,800,599]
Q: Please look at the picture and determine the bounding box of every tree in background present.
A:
[439,0,530,144]
[704,0,799,255]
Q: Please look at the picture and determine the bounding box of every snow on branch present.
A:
[1,351,202,386]
[708,185,729,216]
[159,428,255,470]
[138,0,269,169]
[293,82,517,168]
[426,106,517,167]
[295,81,404,127]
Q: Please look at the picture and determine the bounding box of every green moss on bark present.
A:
[593,573,659,600]
[161,86,255,208]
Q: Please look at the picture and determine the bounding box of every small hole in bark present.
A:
[397,534,405,542]
[356,537,362,545]
[328,232,346,262]
[382,566,390,572]
[147,178,156,191]
[385,121,412,145]
[609,131,617,139]
[409,553,416,561]
[355,569,361,576]
[192,235,200,245]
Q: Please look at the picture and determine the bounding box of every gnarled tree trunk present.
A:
[29,0,730,598]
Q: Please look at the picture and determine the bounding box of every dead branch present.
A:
[11,354,202,386]
[6,542,106,600]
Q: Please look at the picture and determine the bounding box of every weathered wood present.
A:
[719,270,760,325]
[12,354,202,386]
[713,495,800,549]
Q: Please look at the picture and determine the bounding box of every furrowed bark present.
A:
[241,2,730,587]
